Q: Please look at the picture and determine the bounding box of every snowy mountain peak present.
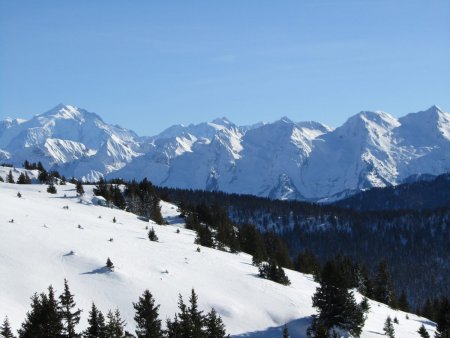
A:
[296,121,334,134]
[2,104,450,201]
[278,116,294,124]
[211,117,233,126]
[39,104,104,123]
[351,110,399,128]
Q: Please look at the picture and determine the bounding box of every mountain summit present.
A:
[1,105,449,201]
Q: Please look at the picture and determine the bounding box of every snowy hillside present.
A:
[1,104,450,201]
[0,168,436,337]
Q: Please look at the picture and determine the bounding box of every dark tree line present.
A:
[93,178,164,225]
[1,281,229,338]
[156,186,450,309]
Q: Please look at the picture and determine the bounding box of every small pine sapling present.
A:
[106,258,115,271]
[383,316,395,338]
[148,227,158,242]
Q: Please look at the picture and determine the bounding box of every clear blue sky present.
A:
[1,0,449,135]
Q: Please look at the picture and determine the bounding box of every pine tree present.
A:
[188,289,204,337]
[106,258,115,271]
[373,261,394,306]
[6,170,14,183]
[38,168,49,183]
[204,308,228,338]
[282,324,290,338]
[105,309,126,338]
[417,324,430,338]
[149,197,164,225]
[421,299,434,321]
[18,286,64,338]
[435,297,450,338]
[83,303,106,338]
[383,316,395,338]
[307,260,365,338]
[47,182,57,194]
[259,259,290,285]
[133,290,163,338]
[166,294,191,337]
[76,182,85,195]
[59,279,81,338]
[1,316,15,338]
[148,227,158,242]
[294,249,321,276]
[194,225,214,248]
[17,173,28,184]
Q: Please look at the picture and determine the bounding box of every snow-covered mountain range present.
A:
[1,104,449,201]
[0,167,437,337]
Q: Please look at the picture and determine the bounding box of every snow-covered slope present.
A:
[2,104,450,201]
[0,169,437,337]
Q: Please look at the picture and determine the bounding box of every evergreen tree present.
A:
[149,197,164,225]
[83,303,106,338]
[188,289,204,337]
[166,294,191,337]
[105,309,126,338]
[195,225,214,248]
[373,261,394,306]
[421,299,434,321]
[18,286,64,338]
[1,316,15,338]
[17,172,31,184]
[111,185,124,209]
[76,182,85,195]
[59,279,81,338]
[106,258,114,271]
[185,212,201,231]
[93,178,108,198]
[417,325,430,338]
[294,249,321,276]
[133,290,163,338]
[259,259,291,285]
[397,290,409,312]
[383,316,395,338]
[204,308,228,338]
[238,224,267,266]
[357,264,374,298]
[47,183,57,194]
[148,227,158,242]
[38,168,49,183]
[6,170,14,183]
[308,261,365,338]
[435,297,450,338]
[282,324,290,338]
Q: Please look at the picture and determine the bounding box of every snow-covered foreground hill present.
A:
[0,173,436,337]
